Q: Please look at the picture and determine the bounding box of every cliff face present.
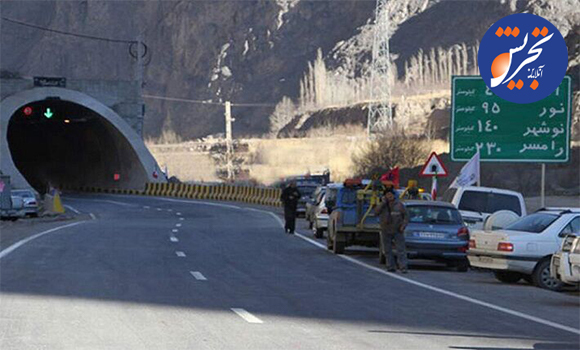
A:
[0,0,375,138]
[1,0,578,139]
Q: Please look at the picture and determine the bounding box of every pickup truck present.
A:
[326,180,382,254]
[441,186,526,229]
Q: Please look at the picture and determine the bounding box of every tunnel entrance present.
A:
[7,99,148,194]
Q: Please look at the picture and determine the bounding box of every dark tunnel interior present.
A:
[7,99,147,193]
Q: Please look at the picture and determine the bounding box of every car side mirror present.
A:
[558,232,569,238]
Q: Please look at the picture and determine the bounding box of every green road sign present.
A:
[451,76,571,162]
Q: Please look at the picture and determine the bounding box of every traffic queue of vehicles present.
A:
[299,178,579,292]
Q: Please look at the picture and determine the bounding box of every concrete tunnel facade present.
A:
[1,86,164,193]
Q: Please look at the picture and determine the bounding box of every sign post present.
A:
[419,152,448,200]
[452,76,571,204]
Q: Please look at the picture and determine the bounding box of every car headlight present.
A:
[562,236,576,252]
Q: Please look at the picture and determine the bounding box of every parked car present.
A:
[468,208,580,291]
[305,186,326,224]
[306,186,330,237]
[310,193,330,239]
[403,201,470,271]
[551,228,580,286]
[441,186,526,229]
[12,189,39,217]
[296,183,318,217]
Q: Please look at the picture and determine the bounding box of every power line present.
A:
[142,94,276,108]
[1,16,137,44]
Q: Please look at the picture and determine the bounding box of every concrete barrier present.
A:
[66,181,282,208]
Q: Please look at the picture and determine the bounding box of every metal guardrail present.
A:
[62,183,283,207]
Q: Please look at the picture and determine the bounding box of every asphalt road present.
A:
[1,194,579,350]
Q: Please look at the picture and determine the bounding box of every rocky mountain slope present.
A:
[1,0,578,139]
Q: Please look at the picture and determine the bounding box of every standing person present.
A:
[375,188,409,273]
[280,180,301,234]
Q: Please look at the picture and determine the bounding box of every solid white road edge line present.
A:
[230,308,263,324]
[175,251,186,257]
[64,205,81,214]
[0,221,87,260]
[263,210,580,336]
[190,271,207,281]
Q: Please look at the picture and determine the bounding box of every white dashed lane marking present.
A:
[176,212,182,216]
[170,236,179,242]
[176,223,182,227]
[231,308,263,324]
[179,218,185,221]
[143,206,150,209]
[190,271,207,281]
[175,251,186,257]
[172,229,179,233]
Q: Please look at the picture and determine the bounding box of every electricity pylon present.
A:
[366,0,393,136]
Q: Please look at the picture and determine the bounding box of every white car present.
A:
[468,208,580,291]
[441,186,526,229]
[308,190,329,239]
[551,232,580,286]
[12,189,39,217]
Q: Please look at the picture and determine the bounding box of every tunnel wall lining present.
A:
[1,87,164,190]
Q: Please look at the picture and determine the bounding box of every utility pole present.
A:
[225,101,234,181]
[135,35,144,136]
[367,0,393,136]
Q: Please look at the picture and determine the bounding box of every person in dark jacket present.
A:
[280,180,301,234]
[375,188,409,273]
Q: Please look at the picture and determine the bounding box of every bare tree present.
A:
[269,96,296,136]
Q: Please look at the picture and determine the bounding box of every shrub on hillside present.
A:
[352,133,429,177]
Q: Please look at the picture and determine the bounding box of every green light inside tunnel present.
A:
[7,99,146,194]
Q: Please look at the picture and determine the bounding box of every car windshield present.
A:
[505,213,558,233]
[298,186,316,197]
[458,191,521,215]
[12,190,34,198]
[407,205,463,225]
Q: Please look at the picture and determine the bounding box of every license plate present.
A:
[479,256,494,264]
[416,232,446,239]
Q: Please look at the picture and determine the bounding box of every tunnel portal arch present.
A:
[1,87,163,192]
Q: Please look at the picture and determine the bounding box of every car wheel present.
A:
[532,259,564,291]
[456,260,469,272]
[333,239,345,254]
[493,271,522,283]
